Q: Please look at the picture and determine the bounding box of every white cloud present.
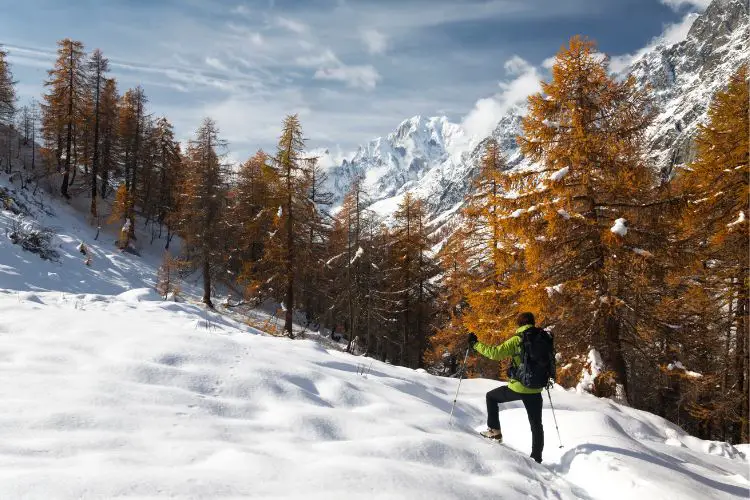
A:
[205,57,228,71]
[314,64,381,90]
[504,55,530,76]
[250,33,264,46]
[451,56,541,157]
[361,29,387,55]
[231,5,251,16]
[609,12,699,73]
[297,49,382,90]
[541,56,556,69]
[660,0,711,11]
[276,17,308,34]
[295,49,339,68]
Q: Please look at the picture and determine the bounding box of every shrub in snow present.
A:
[6,216,59,261]
[156,252,182,301]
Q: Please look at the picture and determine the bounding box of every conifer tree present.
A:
[85,49,109,218]
[42,39,87,198]
[151,117,182,248]
[118,86,148,238]
[178,117,228,308]
[664,65,749,442]
[98,78,119,199]
[262,115,316,336]
[430,140,519,376]
[380,192,438,367]
[0,47,15,125]
[325,179,373,350]
[231,151,278,296]
[499,36,658,397]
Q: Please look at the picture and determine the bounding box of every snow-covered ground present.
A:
[0,289,748,499]
[1,179,748,499]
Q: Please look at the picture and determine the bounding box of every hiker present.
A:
[467,312,554,463]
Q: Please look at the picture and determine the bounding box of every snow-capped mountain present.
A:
[631,0,748,178]
[324,115,465,208]
[326,0,748,220]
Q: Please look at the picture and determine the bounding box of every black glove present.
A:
[467,333,478,348]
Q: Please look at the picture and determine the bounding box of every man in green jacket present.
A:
[467,312,544,463]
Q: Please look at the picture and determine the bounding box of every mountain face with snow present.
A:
[327,0,748,220]
[324,115,465,208]
[632,0,748,179]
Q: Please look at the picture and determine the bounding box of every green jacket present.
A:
[473,324,542,394]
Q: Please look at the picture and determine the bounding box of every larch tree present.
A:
[231,150,278,294]
[664,64,749,442]
[42,39,87,198]
[502,36,659,398]
[152,117,182,249]
[300,158,333,326]
[430,139,521,378]
[85,49,109,218]
[97,78,119,200]
[178,118,228,308]
[118,86,148,239]
[262,115,316,337]
[0,46,15,125]
[381,192,438,367]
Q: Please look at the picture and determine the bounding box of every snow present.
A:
[0,178,748,499]
[509,208,525,218]
[557,209,571,220]
[0,292,747,499]
[668,361,703,379]
[350,246,365,265]
[550,166,570,181]
[610,218,628,236]
[727,211,745,228]
[545,284,564,297]
[577,349,605,394]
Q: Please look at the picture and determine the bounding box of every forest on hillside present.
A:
[0,36,747,444]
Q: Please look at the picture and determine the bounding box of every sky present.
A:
[0,0,711,164]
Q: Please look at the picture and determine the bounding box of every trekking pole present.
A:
[449,346,471,426]
[546,386,564,448]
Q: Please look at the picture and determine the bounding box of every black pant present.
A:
[486,386,544,461]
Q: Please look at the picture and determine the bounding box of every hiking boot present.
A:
[531,455,542,464]
[480,428,503,441]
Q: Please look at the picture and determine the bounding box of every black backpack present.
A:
[509,327,556,389]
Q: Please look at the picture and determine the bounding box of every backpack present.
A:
[509,327,556,389]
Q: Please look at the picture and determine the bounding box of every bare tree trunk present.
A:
[202,257,213,308]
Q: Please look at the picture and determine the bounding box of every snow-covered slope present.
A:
[327,0,747,220]
[0,288,748,499]
[0,172,748,499]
